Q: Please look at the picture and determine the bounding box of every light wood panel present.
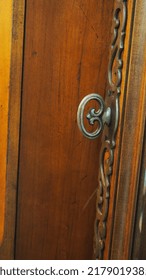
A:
[0,0,13,245]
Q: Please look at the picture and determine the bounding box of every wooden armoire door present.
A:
[0,0,145,260]
[15,0,114,259]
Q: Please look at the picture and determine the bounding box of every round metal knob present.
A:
[77,93,111,139]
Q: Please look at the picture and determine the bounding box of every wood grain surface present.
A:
[0,0,13,248]
[0,0,25,259]
[15,0,114,259]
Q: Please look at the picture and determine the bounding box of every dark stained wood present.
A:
[15,0,114,259]
[132,126,146,259]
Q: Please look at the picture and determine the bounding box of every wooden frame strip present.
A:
[0,0,25,259]
[110,0,146,259]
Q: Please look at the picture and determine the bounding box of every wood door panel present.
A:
[15,0,114,259]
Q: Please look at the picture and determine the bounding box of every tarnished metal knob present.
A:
[77,93,111,139]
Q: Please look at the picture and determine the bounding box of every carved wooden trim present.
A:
[110,0,146,259]
[93,0,127,259]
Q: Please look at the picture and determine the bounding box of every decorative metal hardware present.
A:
[77,93,111,140]
[77,0,127,259]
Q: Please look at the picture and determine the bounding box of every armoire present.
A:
[0,0,145,259]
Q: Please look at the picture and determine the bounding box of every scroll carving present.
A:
[94,0,127,259]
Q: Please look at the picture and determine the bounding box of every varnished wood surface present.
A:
[0,0,13,249]
[0,0,25,259]
[15,0,114,259]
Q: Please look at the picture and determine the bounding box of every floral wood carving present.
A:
[93,0,127,260]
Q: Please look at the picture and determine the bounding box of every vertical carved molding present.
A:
[94,0,127,260]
